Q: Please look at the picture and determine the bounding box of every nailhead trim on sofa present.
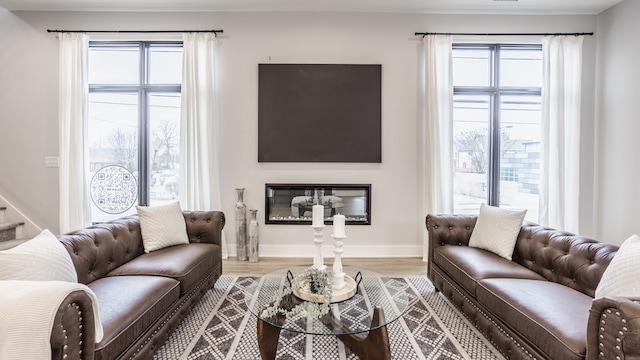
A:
[434,266,537,359]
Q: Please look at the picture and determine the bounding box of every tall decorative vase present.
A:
[235,188,248,261]
[248,209,259,263]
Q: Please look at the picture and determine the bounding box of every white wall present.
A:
[0,8,59,232]
[595,0,640,245]
[0,9,599,256]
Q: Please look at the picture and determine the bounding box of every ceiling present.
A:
[0,0,626,14]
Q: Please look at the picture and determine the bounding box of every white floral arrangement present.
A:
[261,267,333,320]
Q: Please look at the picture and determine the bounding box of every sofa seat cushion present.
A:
[89,275,180,360]
[433,246,544,296]
[477,278,592,360]
[107,243,220,295]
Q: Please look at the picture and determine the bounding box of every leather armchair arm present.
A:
[183,210,226,247]
[587,296,640,360]
[50,290,96,360]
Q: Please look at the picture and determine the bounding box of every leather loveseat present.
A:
[51,210,224,360]
[426,214,640,360]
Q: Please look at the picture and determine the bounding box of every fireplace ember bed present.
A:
[265,184,371,225]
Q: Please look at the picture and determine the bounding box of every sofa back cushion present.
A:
[512,222,619,297]
[58,216,144,285]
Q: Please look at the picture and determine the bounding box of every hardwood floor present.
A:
[223,257,427,277]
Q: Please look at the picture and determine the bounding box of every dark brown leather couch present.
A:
[50,210,225,360]
[426,214,640,360]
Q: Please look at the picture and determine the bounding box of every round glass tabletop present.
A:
[244,265,409,336]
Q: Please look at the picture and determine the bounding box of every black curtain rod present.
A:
[47,29,223,34]
[415,31,593,37]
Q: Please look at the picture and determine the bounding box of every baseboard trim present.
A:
[232,244,422,258]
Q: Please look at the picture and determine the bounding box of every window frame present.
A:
[453,43,542,207]
[88,41,182,208]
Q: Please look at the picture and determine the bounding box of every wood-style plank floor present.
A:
[223,257,427,277]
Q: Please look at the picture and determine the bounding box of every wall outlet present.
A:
[45,156,59,168]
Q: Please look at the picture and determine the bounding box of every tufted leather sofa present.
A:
[426,214,640,360]
[50,210,224,360]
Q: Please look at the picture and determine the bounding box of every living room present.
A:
[0,0,637,259]
[1,0,640,359]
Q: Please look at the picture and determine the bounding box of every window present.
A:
[452,44,542,222]
[87,42,183,223]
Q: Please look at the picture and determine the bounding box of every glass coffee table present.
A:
[244,266,409,360]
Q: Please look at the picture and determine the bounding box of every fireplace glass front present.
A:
[265,183,371,225]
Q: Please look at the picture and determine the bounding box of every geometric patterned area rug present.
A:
[154,275,506,360]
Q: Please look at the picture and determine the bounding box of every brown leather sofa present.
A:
[50,210,224,360]
[426,214,640,360]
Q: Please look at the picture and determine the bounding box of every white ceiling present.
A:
[0,0,626,14]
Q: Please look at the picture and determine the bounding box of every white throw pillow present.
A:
[468,203,527,260]
[595,234,640,298]
[137,201,189,253]
[0,229,77,282]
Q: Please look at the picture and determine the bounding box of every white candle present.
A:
[333,214,345,237]
[312,205,324,227]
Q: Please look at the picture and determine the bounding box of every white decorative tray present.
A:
[293,274,357,303]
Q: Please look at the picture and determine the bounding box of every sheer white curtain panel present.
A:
[180,32,227,257]
[58,32,91,233]
[540,35,584,233]
[421,35,454,260]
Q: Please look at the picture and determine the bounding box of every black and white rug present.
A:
[154,275,505,360]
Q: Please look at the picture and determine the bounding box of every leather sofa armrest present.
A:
[587,296,640,360]
[183,210,226,246]
[425,214,477,280]
[50,290,96,360]
[425,214,477,248]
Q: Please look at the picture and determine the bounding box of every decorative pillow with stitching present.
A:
[468,203,527,260]
[137,201,189,253]
[0,229,77,282]
[595,234,640,298]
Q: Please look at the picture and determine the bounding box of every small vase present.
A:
[235,188,248,261]
[248,209,259,263]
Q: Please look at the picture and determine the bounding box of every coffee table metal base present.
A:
[256,307,391,360]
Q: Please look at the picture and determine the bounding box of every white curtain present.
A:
[540,35,584,233]
[421,35,454,259]
[180,32,228,257]
[58,32,90,233]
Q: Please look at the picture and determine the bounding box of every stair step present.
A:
[0,222,25,242]
[0,222,25,231]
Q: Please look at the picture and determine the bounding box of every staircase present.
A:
[0,206,26,250]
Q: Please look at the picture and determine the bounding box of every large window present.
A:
[87,42,183,223]
[452,44,542,222]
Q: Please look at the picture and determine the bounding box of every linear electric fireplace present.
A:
[265,184,371,225]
